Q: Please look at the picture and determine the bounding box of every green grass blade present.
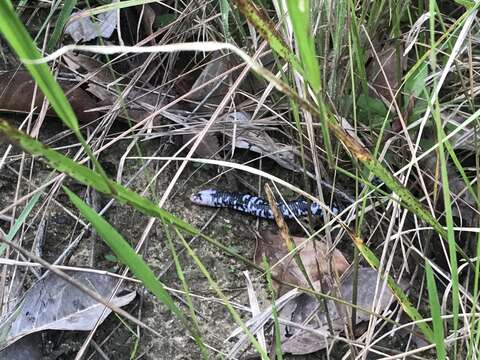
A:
[46,0,77,51]
[232,0,302,74]
[351,232,434,342]
[0,190,42,256]
[425,261,446,359]
[285,0,333,166]
[0,1,78,132]
[467,231,480,357]
[433,103,459,349]
[0,119,198,235]
[64,187,205,350]
[165,225,208,359]
[263,256,283,360]
[175,228,269,360]
[285,0,320,93]
[0,0,114,192]
[219,0,232,41]
[0,119,260,270]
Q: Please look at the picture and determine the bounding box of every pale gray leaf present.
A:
[280,267,398,355]
[66,6,118,43]
[0,271,136,351]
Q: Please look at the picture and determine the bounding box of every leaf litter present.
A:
[227,231,402,356]
[0,270,136,351]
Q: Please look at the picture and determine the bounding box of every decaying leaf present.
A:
[182,132,221,158]
[186,53,234,104]
[63,53,118,104]
[367,43,406,107]
[280,267,398,355]
[255,231,349,294]
[0,270,136,351]
[420,154,477,225]
[444,111,480,152]
[0,334,41,360]
[0,71,98,123]
[65,4,118,43]
[221,112,302,172]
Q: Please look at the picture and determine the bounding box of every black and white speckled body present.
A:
[190,189,340,220]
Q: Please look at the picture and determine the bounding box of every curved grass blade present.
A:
[164,224,208,359]
[174,227,269,360]
[0,119,257,268]
[0,1,78,132]
[63,188,205,354]
[0,0,112,193]
[0,119,196,234]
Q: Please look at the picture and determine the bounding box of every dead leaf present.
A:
[0,71,98,123]
[182,132,221,158]
[0,334,41,360]
[221,112,302,172]
[255,231,349,294]
[280,267,398,355]
[65,3,118,43]
[421,154,477,225]
[186,53,233,104]
[0,270,136,351]
[367,43,406,107]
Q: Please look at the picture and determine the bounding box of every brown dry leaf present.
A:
[63,53,118,105]
[181,132,221,158]
[186,53,234,104]
[279,267,398,355]
[134,4,157,38]
[254,231,349,294]
[0,71,98,123]
[367,43,406,107]
[421,154,478,225]
[221,112,302,172]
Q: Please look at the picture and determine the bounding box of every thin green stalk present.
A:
[0,189,42,256]
[0,0,113,194]
[176,229,269,360]
[263,256,283,360]
[64,187,206,353]
[285,0,333,166]
[167,226,208,359]
[429,1,458,353]
[425,261,446,360]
